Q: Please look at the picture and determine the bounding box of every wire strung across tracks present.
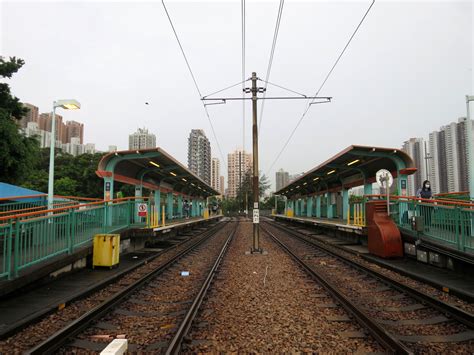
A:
[161,0,227,168]
[265,0,376,177]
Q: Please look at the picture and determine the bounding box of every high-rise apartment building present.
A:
[65,120,84,144]
[187,129,211,184]
[402,138,427,196]
[40,112,66,143]
[20,103,39,128]
[227,149,252,198]
[428,117,474,194]
[219,176,225,196]
[211,158,220,192]
[275,169,290,191]
[129,128,157,150]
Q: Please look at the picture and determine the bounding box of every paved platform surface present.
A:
[152,215,222,232]
[0,249,163,338]
[273,214,365,233]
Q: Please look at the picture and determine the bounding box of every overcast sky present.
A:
[1,0,473,190]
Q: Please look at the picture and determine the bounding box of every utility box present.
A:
[93,234,120,268]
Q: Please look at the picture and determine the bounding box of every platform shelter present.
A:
[96,148,219,227]
[275,145,416,223]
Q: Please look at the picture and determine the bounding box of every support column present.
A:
[327,192,333,218]
[167,192,173,220]
[178,195,183,218]
[295,199,300,216]
[192,200,196,217]
[155,190,161,224]
[307,197,313,218]
[284,197,288,215]
[316,195,321,218]
[134,184,142,223]
[364,182,373,196]
[342,188,349,222]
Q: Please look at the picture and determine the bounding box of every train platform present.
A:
[272,214,365,234]
[0,249,163,339]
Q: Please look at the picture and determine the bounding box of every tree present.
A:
[0,57,40,184]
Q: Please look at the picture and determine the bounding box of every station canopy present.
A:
[276,145,416,198]
[96,147,219,198]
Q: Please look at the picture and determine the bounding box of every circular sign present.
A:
[376,169,393,189]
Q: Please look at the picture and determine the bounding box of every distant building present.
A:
[84,143,96,154]
[40,112,65,143]
[402,137,426,196]
[20,103,39,128]
[129,128,156,150]
[427,117,473,193]
[219,176,225,196]
[187,129,211,184]
[108,145,118,152]
[65,120,84,144]
[227,149,252,198]
[275,169,289,191]
[211,158,220,192]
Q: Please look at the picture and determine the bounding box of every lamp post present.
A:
[466,95,474,201]
[47,99,81,211]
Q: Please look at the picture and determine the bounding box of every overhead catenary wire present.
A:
[202,79,250,99]
[241,0,246,154]
[265,0,376,177]
[161,0,226,168]
[258,78,307,98]
[258,0,285,131]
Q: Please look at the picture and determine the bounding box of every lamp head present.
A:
[54,99,81,110]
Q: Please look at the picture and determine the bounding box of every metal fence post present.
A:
[13,218,20,277]
[456,206,462,251]
[6,221,13,280]
[68,209,75,254]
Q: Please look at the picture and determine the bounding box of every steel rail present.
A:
[0,220,223,340]
[265,220,474,329]
[261,224,411,354]
[166,222,238,354]
[26,220,232,354]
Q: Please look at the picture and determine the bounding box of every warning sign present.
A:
[253,209,259,224]
[138,203,148,217]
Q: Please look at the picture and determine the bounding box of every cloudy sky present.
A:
[1,0,472,190]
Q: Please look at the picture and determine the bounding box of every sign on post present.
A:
[253,209,259,224]
[376,169,393,215]
[138,203,148,217]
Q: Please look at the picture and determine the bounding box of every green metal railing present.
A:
[389,198,474,254]
[0,199,145,280]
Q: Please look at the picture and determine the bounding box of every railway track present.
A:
[262,220,474,354]
[25,220,237,354]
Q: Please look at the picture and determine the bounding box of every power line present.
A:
[202,79,249,99]
[161,0,226,169]
[265,0,376,176]
[241,0,246,154]
[258,0,285,131]
[258,78,307,98]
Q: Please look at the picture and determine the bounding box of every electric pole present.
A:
[250,72,261,253]
[201,72,332,253]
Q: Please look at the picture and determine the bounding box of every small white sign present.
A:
[376,169,393,189]
[137,203,148,217]
[254,202,259,208]
[253,209,259,224]
[181,271,190,276]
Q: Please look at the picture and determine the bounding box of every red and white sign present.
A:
[138,203,148,217]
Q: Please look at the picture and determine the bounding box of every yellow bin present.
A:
[93,234,120,268]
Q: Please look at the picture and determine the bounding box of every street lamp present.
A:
[47,99,81,210]
[466,95,474,202]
